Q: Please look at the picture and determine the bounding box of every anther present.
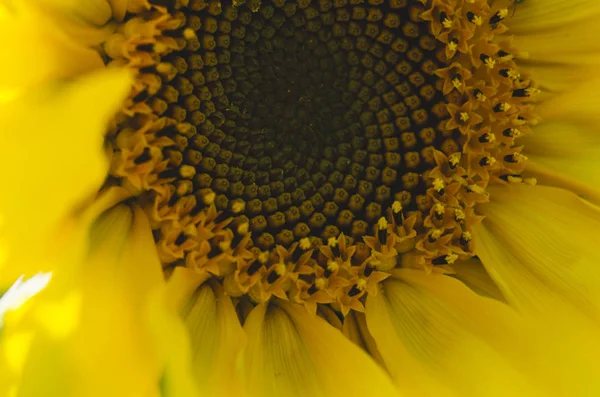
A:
[377,217,388,244]
[493,102,511,112]
[478,132,495,143]
[504,153,527,163]
[433,178,445,195]
[512,87,541,97]
[479,156,496,167]
[432,253,458,265]
[454,209,465,222]
[448,153,461,168]
[433,203,444,220]
[459,231,472,245]
[428,229,443,243]
[502,128,521,138]
[489,8,508,25]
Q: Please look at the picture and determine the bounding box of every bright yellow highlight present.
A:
[0,69,132,286]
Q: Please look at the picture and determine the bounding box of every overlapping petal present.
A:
[473,183,600,319]
[506,0,600,93]
[180,277,246,397]
[365,269,552,397]
[0,201,194,397]
[241,300,401,397]
[0,1,106,96]
[0,68,132,286]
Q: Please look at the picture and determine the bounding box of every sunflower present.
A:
[1,0,600,396]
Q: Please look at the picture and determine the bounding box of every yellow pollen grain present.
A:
[459,112,469,122]
[377,217,388,230]
[475,91,486,102]
[499,102,511,112]
[356,278,368,291]
[484,58,496,69]
[433,203,444,215]
[507,175,523,184]
[231,200,246,213]
[431,229,443,240]
[472,15,482,26]
[468,184,485,194]
[462,231,472,241]
[499,8,509,18]
[179,165,196,179]
[449,153,461,166]
[433,178,445,192]
[526,87,541,97]
[454,208,465,221]
[183,28,197,40]
[452,77,462,89]
[448,41,458,52]
[392,201,402,213]
[258,251,269,264]
[274,262,287,276]
[327,260,340,272]
[219,240,231,251]
[442,18,453,29]
[203,191,216,205]
[328,237,338,247]
[507,69,520,80]
[315,277,327,290]
[513,153,527,162]
[299,237,312,250]
[237,222,249,235]
[524,177,537,186]
[445,253,458,265]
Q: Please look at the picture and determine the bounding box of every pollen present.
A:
[105,0,537,315]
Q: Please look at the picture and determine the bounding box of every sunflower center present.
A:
[106,0,536,311]
[117,0,455,251]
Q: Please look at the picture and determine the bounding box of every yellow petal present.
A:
[508,0,600,65]
[181,281,246,397]
[341,310,386,368]
[0,1,105,95]
[241,300,400,397]
[535,77,600,126]
[35,0,113,26]
[473,183,600,319]
[522,121,600,204]
[450,258,506,302]
[365,269,551,396]
[0,68,132,286]
[1,203,168,396]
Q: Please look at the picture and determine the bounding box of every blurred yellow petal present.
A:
[522,121,600,204]
[241,301,400,397]
[146,287,199,397]
[450,258,506,302]
[0,1,105,94]
[535,77,600,127]
[365,269,550,397]
[36,0,113,26]
[473,184,600,319]
[509,0,600,65]
[0,203,170,397]
[181,280,246,397]
[0,68,132,285]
